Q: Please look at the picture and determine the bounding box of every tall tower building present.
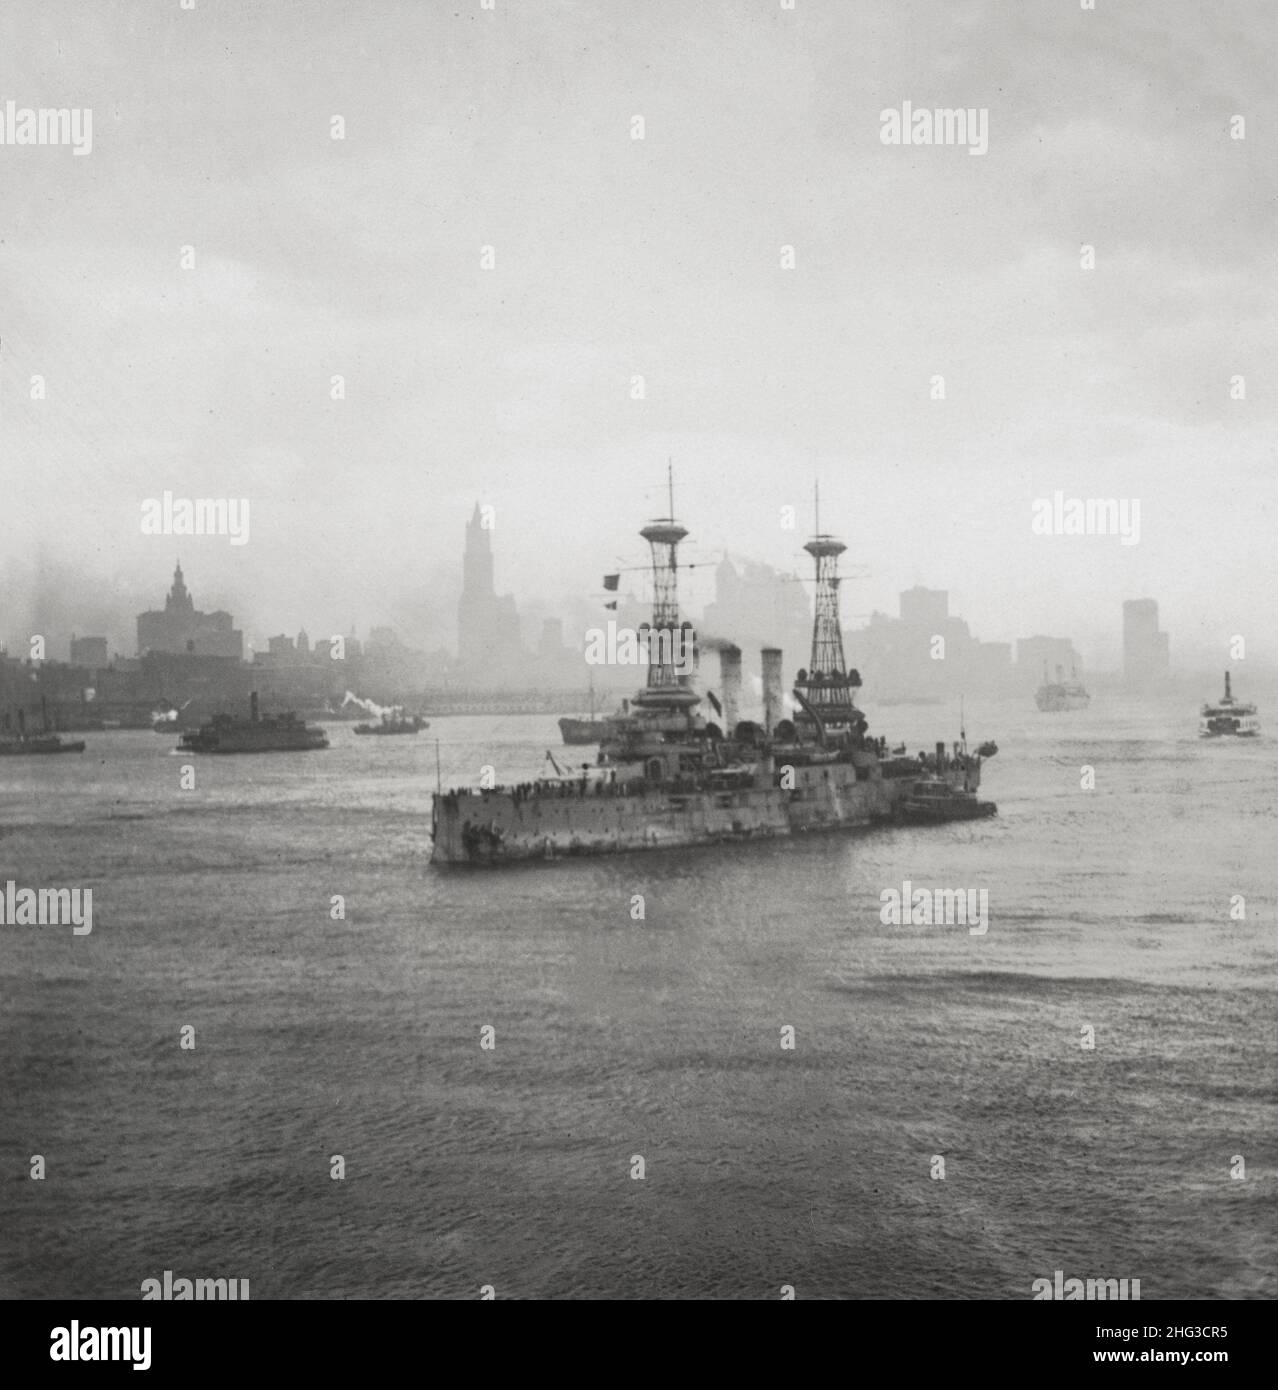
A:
[136,562,242,659]
[456,504,522,677]
[167,561,195,619]
[1123,599,1170,689]
[461,503,495,597]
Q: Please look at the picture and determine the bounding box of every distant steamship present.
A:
[1035,663,1090,712]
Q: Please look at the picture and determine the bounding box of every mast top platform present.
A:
[641,520,688,546]
[804,535,846,559]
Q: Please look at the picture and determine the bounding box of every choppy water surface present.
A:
[1,696,1274,1299]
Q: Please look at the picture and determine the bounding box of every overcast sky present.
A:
[2,0,1274,672]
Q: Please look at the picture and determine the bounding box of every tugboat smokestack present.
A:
[762,648,784,734]
[719,645,742,734]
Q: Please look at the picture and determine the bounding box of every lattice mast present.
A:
[796,483,861,727]
[635,463,698,707]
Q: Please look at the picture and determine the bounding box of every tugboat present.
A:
[431,480,997,865]
[1199,671,1260,738]
[1035,662,1090,711]
[353,710,429,735]
[896,777,996,825]
[178,693,328,753]
[0,702,86,756]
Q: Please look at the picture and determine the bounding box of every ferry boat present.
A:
[1035,663,1090,712]
[178,693,328,753]
[1199,671,1259,738]
[432,486,997,865]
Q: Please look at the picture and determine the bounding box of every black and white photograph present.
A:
[1,0,1273,1349]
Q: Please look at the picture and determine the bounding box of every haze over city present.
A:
[2,0,1274,674]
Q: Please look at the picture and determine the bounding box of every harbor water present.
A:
[1,696,1274,1299]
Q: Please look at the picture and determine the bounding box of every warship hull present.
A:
[432,762,977,864]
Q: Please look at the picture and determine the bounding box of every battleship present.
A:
[1035,663,1090,711]
[432,487,996,865]
[1199,671,1260,738]
[177,693,329,753]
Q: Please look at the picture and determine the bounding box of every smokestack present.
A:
[719,645,742,734]
[762,648,783,734]
[250,691,260,724]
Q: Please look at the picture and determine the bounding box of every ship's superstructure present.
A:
[1199,671,1259,738]
[431,486,996,864]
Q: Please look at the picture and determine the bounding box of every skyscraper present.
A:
[456,504,523,677]
[1123,599,1170,689]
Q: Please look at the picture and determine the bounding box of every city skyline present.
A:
[3,521,1254,696]
[1,485,1270,679]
